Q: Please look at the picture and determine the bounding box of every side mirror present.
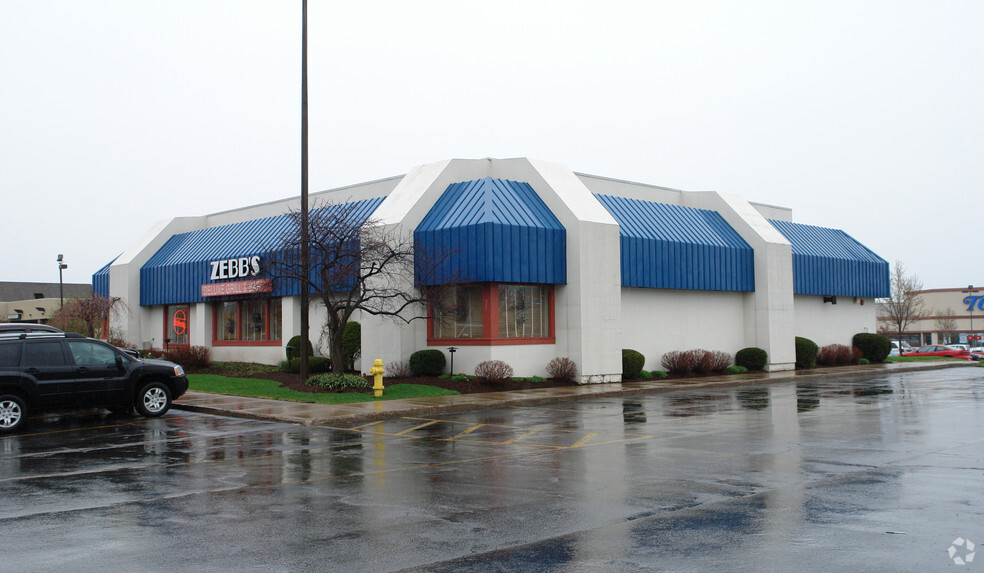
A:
[115,355,124,369]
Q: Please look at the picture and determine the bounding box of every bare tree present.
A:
[48,294,127,339]
[877,260,925,340]
[267,200,454,375]
[934,309,958,344]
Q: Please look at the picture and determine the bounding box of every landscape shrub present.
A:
[661,351,693,375]
[727,365,748,374]
[795,337,819,369]
[546,357,578,381]
[709,350,732,373]
[474,360,514,382]
[852,333,893,363]
[817,344,863,366]
[409,349,446,376]
[450,374,471,382]
[622,349,646,379]
[342,321,361,370]
[387,360,412,378]
[285,335,314,362]
[651,370,668,379]
[280,356,331,373]
[860,358,870,365]
[163,346,211,369]
[305,373,369,391]
[735,347,768,371]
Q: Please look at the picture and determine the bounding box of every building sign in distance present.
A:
[210,256,261,280]
[964,295,984,311]
[172,309,187,335]
[201,279,273,298]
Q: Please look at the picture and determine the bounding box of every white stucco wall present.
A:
[793,295,878,348]
[621,288,748,371]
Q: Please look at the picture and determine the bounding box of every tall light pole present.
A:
[57,254,68,308]
[962,284,980,346]
[299,0,310,383]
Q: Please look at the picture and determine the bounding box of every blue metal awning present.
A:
[595,195,754,292]
[140,198,384,306]
[92,256,116,298]
[414,178,566,285]
[769,220,889,297]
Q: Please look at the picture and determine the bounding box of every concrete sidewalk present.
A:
[172,361,978,426]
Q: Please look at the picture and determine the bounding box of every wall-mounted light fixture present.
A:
[823,296,837,304]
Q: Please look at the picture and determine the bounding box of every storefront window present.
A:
[165,305,190,345]
[216,302,239,342]
[433,285,484,339]
[213,299,282,345]
[498,285,548,338]
[430,284,553,344]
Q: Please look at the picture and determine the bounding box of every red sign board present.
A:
[172,309,187,335]
[201,279,273,298]
[969,335,982,341]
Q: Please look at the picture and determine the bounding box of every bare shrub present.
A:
[818,344,863,366]
[387,360,413,378]
[709,350,733,372]
[687,349,715,375]
[163,346,211,369]
[546,357,578,381]
[661,351,693,375]
[474,360,514,383]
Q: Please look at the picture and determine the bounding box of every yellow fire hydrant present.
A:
[370,358,385,397]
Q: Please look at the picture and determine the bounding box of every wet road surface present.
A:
[2,368,983,571]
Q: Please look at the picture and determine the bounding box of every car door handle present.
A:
[75,367,89,373]
[25,367,40,374]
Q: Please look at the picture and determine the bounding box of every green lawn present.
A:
[187,374,460,404]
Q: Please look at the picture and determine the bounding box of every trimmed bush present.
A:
[727,365,748,374]
[623,349,646,379]
[286,336,314,362]
[735,347,768,371]
[342,321,361,370]
[852,333,892,363]
[475,360,514,382]
[409,349,446,376]
[305,373,369,391]
[280,356,331,373]
[817,344,863,366]
[651,370,668,379]
[860,358,870,365]
[546,357,578,381]
[795,337,819,369]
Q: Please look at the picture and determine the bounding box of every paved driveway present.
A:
[2,367,983,571]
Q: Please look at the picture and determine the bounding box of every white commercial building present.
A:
[94,158,889,382]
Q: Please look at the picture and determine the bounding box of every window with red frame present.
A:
[429,284,554,345]
[213,299,282,345]
[165,304,190,346]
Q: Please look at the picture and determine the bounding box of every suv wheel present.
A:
[0,394,27,433]
[135,382,172,417]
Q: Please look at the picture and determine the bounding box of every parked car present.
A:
[0,332,189,433]
[889,340,916,357]
[946,344,969,351]
[0,323,62,334]
[901,345,973,360]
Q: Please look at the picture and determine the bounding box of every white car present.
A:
[946,344,969,351]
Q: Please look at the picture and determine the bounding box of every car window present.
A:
[67,341,117,367]
[0,343,20,367]
[22,341,67,367]
[0,326,28,333]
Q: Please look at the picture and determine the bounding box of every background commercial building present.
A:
[94,158,889,382]
[878,288,984,347]
[0,282,91,324]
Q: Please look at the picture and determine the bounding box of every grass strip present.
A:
[188,374,459,404]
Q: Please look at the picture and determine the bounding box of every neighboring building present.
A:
[877,288,984,347]
[0,281,91,324]
[93,158,889,382]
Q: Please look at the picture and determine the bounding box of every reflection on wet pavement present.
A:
[2,368,984,571]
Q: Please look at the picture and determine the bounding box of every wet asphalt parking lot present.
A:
[2,367,984,572]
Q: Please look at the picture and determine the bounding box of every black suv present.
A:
[0,332,189,433]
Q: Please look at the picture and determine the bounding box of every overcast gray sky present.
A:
[2,0,980,290]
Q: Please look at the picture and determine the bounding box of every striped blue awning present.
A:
[414,178,566,285]
[595,195,754,292]
[92,257,116,298]
[769,220,889,297]
[140,198,384,306]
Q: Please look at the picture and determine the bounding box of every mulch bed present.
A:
[189,365,581,395]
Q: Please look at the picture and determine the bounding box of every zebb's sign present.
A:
[210,256,261,280]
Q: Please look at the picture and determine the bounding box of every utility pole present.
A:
[299,0,310,383]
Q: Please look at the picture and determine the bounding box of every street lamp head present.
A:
[57,254,63,262]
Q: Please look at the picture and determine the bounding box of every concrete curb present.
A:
[172,361,979,426]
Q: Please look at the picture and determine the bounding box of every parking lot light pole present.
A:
[57,254,68,308]
[961,285,980,345]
